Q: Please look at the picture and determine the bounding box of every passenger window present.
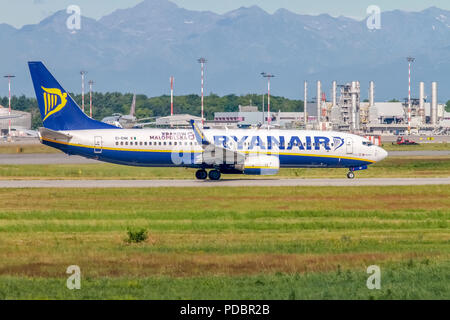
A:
[120,141,123,146]
[125,141,128,145]
[158,142,161,146]
[140,142,143,146]
[169,142,172,146]
[115,142,118,146]
[144,142,147,146]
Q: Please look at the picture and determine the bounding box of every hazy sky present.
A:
[1,0,450,28]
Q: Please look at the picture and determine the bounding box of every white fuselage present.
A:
[41,127,388,169]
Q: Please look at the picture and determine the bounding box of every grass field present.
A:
[0,156,449,179]
[382,142,450,151]
[0,186,448,299]
[0,143,60,154]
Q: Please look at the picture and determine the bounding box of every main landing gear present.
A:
[195,169,221,180]
[347,171,355,179]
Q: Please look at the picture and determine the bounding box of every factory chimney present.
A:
[369,81,374,108]
[332,81,337,108]
[419,82,425,123]
[431,82,438,125]
[351,81,357,131]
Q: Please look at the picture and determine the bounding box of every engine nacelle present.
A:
[238,155,280,175]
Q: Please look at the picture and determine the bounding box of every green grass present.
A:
[0,143,60,154]
[382,142,450,151]
[0,186,448,299]
[0,156,450,179]
[1,260,448,299]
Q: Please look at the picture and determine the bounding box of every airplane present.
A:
[101,94,156,128]
[28,61,388,180]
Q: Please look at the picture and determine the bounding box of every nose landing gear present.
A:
[347,165,368,179]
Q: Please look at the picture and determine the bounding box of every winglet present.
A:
[190,120,208,145]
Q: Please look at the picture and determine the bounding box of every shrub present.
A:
[125,228,148,244]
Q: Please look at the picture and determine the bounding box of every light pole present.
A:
[304,81,308,127]
[4,75,15,136]
[406,57,415,135]
[80,71,87,113]
[88,80,94,118]
[170,76,174,116]
[262,94,265,125]
[197,58,207,125]
[261,72,275,126]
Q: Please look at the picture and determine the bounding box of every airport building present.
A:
[0,105,32,136]
[213,105,307,128]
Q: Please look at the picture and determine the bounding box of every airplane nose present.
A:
[376,147,388,161]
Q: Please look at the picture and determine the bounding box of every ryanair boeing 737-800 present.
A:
[29,61,387,180]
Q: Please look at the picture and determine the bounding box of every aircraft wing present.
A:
[38,127,72,142]
[190,120,245,165]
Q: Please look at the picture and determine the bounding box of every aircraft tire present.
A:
[208,170,221,181]
[347,171,355,179]
[195,169,208,180]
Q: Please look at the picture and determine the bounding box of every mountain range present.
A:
[1,0,450,101]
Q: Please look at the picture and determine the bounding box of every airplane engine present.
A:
[238,155,280,175]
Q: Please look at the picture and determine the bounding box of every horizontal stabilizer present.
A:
[38,127,72,142]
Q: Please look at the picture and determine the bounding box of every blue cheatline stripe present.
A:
[42,138,374,168]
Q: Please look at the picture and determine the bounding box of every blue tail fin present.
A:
[28,61,117,130]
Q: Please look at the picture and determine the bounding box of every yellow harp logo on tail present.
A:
[42,86,68,121]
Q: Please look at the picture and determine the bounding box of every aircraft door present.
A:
[346,138,353,154]
[94,136,102,154]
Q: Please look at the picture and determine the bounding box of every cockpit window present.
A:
[362,141,373,146]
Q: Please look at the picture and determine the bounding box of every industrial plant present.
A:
[209,79,450,137]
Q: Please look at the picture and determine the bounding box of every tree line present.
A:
[0,93,304,129]
[2,93,449,130]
